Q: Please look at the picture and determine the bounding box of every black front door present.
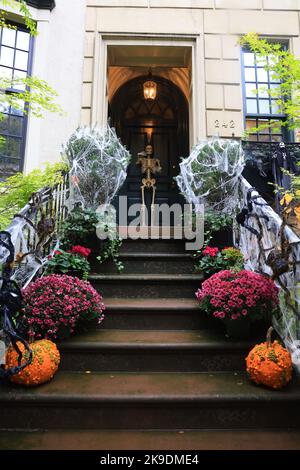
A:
[110,76,189,225]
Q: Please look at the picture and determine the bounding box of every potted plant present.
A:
[195,270,279,339]
[46,246,91,280]
[194,246,244,277]
[19,274,105,341]
[61,207,101,250]
[204,211,233,248]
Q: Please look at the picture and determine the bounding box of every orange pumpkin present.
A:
[246,327,292,390]
[6,339,60,386]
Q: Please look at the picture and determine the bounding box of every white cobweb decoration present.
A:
[176,138,245,214]
[0,211,59,288]
[64,125,131,210]
[236,178,300,373]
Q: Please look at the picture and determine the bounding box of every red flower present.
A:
[54,250,62,256]
[21,275,105,341]
[195,270,278,322]
[202,246,219,257]
[70,245,91,258]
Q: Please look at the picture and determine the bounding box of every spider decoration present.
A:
[236,188,269,239]
[0,231,32,379]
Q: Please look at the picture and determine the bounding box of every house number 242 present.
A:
[214,120,235,129]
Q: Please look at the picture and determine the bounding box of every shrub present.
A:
[61,207,99,249]
[46,247,91,280]
[194,246,244,275]
[196,270,278,323]
[20,274,105,340]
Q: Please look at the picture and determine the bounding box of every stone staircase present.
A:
[1,236,300,450]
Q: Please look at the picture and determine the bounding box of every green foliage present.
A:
[0,1,37,35]
[46,250,90,281]
[0,162,67,229]
[240,32,300,134]
[222,247,244,272]
[194,246,244,276]
[61,207,100,249]
[204,211,233,235]
[61,207,124,273]
[97,238,124,273]
[0,75,64,118]
[95,211,124,273]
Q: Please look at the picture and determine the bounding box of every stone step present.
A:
[120,238,189,254]
[1,371,300,430]
[91,252,195,274]
[90,273,203,298]
[102,298,204,330]
[1,428,300,450]
[59,329,254,372]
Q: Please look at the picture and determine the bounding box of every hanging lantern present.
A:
[143,71,157,101]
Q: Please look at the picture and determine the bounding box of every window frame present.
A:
[0,21,34,178]
[241,39,293,143]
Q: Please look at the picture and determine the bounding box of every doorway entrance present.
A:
[110,75,189,224]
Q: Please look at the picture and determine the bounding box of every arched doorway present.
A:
[110,75,189,224]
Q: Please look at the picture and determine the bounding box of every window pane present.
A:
[0,114,9,133]
[258,86,269,98]
[0,101,10,114]
[244,53,255,66]
[16,31,30,51]
[9,116,23,137]
[14,50,28,70]
[258,99,270,114]
[257,68,268,83]
[270,72,281,84]
[270,83,280,96]
[257,119,270,129]
[1,157,21,174]
[246,99,258,114]
[0,46,14,67]
[246,119,257,130]
[270,121,282,133]
[2,28,16,47]
[0,65,12,80]
[271,100,281,115]
[10,100,25,116]
[13,70,27,91]
[7,137,21,158]
[244,68,256,82]
[246,83,257,97]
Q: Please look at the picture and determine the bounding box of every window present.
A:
[242,45,289,142]
[0,24,33,178]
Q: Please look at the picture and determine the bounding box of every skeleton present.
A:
[137,145,162,226]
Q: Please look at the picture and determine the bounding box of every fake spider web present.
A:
[236,178,300,372]
[64,125,131,210]
[176,138,245,214]
[0,208,59,288]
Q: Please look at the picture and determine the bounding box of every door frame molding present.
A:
[91,33,206,148]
